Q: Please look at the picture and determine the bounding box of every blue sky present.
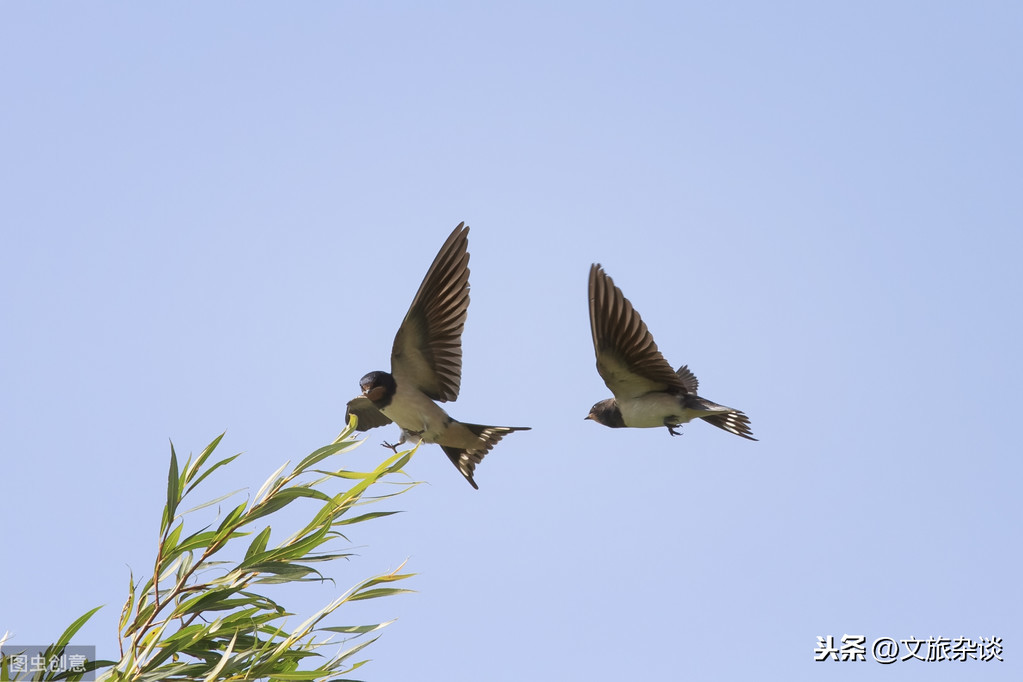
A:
[2,3,1021,680]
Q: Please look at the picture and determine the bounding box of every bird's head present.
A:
[585,399,625,428]
[359,371,396,405]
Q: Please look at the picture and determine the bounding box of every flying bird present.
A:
[345,222,530,489]
[585,264,756,441]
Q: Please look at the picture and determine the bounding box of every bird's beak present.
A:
[584,414,592,421]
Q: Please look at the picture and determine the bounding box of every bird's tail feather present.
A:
[462,423,531,438]
[699,410,757,441]
[442,423,531,489]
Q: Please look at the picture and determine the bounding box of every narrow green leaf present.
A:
[293,441,351,474]
[248,563,322,584]
[253,461,290,505]
[246,561,314,576]
[157,623,207,647]
[201,630,237,682]
[135,661,195,681]
[382,451,412,475]
[175,550,194,585]
[310,469,375,480]
[184,453,242,497]
[247,486,333,523]
[175,589,248,616]
[319,620,396,635]
[297,552,356,563]
[258,524,333,565]
[208,607,270,631]
[126,603,157,636]
[157,552,189,585]
[333,634,381,664]
[213,502,247,537]
[358,571,416,586]
[180,489,244,516]
[171,530,219,554]
[334,510,401,526]
[165,442,180,529]
[118,571,136,632]
[347,587,415,602]
[53,605,103,651]
[183,432,225,485]
[244,526,272,562]
[161,521,183,555]
[301,489,362,536]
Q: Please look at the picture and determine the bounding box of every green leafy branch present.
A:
[2,417,418,682]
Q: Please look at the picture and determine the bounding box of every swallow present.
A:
[585,264,756,441]
[345,222,530,489]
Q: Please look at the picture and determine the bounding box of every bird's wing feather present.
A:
[345,396,393,431]
[390,223,470,402]
[675,364,700,394]
[589,264,683,400]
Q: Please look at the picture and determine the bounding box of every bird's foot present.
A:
[383,428,424,452]
[665,422,683,437]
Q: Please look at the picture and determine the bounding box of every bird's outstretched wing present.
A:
[589,264,683,400]
[345,396,393,431]
[390,223,471,402]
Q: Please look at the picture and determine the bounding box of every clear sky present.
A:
[2,3,1021,680]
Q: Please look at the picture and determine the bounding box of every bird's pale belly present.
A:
[378,385,481,448]
[619,393,696,429]
[380,399,447,441]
